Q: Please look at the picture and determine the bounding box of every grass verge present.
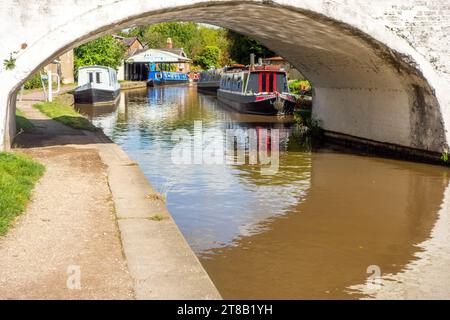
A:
[16,108,34,132]
[0,152,45,235]
[33,96,96,131]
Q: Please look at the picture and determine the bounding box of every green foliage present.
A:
[194,46,221,69]
[33,97,96,131]
[24,72,43,90]
[3,53,16,70]
[441,152,449,163]
[128,22,199,56]
[149,214,166,221]
[293,110,322,138]
[122,22,234,66]
[0,152,45,235]
[307,118,323,138]
[226,30,274,64]
[289,80,311,94]
[74,35,126,76]
[293,110,304,125]
[124,23,270,67]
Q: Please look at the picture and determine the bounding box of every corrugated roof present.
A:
[159,48,186,57]
[126,48,191,63]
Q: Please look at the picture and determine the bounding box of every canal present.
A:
[77,85,450,299]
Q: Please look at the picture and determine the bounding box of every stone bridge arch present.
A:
[1,0,449,155]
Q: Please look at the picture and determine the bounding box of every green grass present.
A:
[148,214,166,221]
[33,97,96,131]
[15,108,34,132]
[0,152,45,235]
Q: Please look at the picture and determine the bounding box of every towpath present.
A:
[0,91,220,299]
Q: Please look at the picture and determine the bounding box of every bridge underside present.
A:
[1,1,448,154]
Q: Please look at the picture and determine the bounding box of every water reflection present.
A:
[77,85,450,299]
[202,154,447,299]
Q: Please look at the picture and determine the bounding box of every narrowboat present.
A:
[189,71,200,82]
[74,66,120,106]
[147,63,189,87]
[197,65,245,95]
[197,69,222,94]
[217,65,297,115]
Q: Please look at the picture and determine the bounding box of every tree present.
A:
[226,30,274,64]
[121,23,273,67]
[139,22,199,57]
[194,46,221,69]
[74,35,126,75]
[125,23,232,65]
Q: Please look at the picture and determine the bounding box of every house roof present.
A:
[122,37,139,47]
[158,48,187,58]
[262,56,285,62]
[113,35,143,48]
[126,48,191,63]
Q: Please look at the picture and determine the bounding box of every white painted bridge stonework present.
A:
[1,0,450,153]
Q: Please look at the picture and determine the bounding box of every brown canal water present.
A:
[77,85,450,299]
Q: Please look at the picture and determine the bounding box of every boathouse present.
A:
[122,39,191,81]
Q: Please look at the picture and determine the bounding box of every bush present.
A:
[23,72,43,90]
[289,79,311,95]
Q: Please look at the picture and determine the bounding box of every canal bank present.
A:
[120,81,147,91]
[2,92,220,299]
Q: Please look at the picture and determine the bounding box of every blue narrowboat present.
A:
[147,63,189,87]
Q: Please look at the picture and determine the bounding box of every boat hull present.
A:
[197,83,219,95]
[217,90,295,115]
[147,79,189,87]
[74,88,120,106]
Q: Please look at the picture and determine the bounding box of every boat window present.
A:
[96,72,101,84]
[88,72,93,83]
[269,73,275,92]
[276,73,288,93]
[261,73,268,92]
[246,73,259,93]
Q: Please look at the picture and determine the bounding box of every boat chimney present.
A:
[250,53,255,69]
[258,57,263,65]
[166,37,173,49]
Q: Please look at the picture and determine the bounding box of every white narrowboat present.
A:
[74,66,120,105]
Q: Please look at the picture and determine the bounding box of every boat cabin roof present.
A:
[77,65,119,89]
[250,65,283,72]
[78,65,116,73]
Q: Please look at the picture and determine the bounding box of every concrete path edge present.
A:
[87,130,222,299]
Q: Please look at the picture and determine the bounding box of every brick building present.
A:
[44,50,75,84]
